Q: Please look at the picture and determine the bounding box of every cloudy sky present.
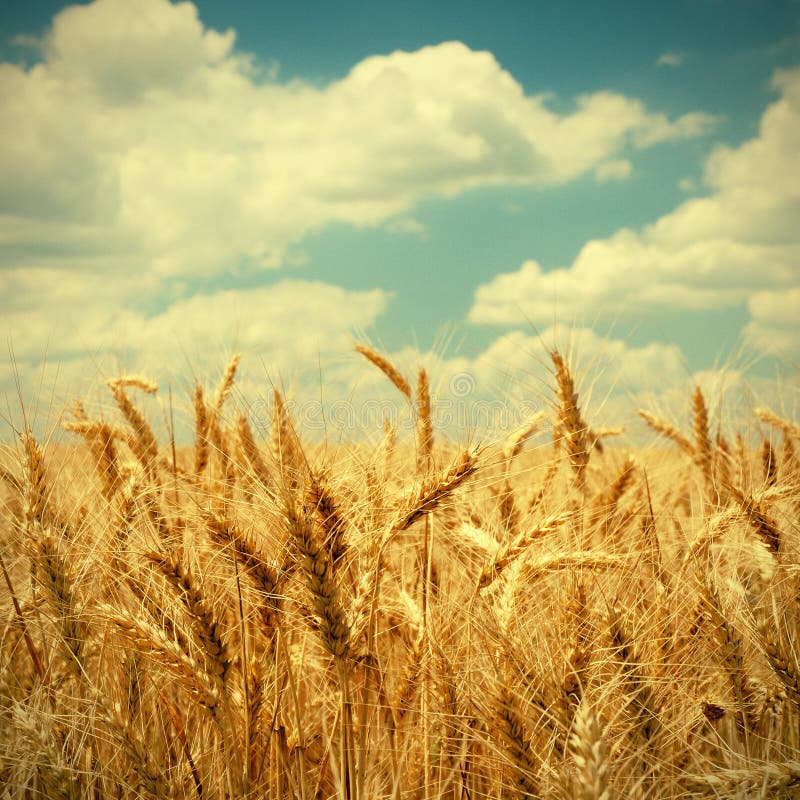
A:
[1,0,798,439]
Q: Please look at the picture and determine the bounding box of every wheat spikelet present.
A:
[237,412,273,492]
[285,501,351,660]
[102,603,220,710]
[593,456,636,511]
[607,605,661,743]
[755,407,800,439]
[758,625,800,705]
[491,682,541,798]
[395,630,425,720]
[27,524,85,675]
[193,382,210,475]
[781,433,799,481]
[101,700,176,799]
[108,375,159,394]
[551,350,589,486]
[144,550,233,688]
[10,704,82,800]
[391,448,478,533]
[355,343,412,400]
[762,438,778,487]
[503,411,546,462]
[271,389,304,488]
[521,551,626,584]
[637,410,693,455]
[415,367,434,473]
[22,430,50,528]
[109,382,159,477]
[699,584,758,737]
[570,701,610,800]
[63,418,122,499]
[306,471,348,564]
[213,353,241,414]
[205,516,284,640]
[729,485,781,555]
[692,386,714,492]
[246,656,266,782]
[586,426,624,454]
[557,582,592,727]
[478,513,568,589]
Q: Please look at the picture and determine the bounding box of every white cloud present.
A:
[0,0,716,283]
[2,278,390,419]
[594,158,633,182]
[657,52,684,68]
[469,68,800,336]
[744,287,800,358]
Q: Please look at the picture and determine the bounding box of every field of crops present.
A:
[1,347,798,799]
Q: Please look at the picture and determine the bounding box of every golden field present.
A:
[1,347,798,799]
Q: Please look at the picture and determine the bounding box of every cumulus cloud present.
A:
[0,0,716,281]
[594,158,633,182]
[744,287,800,358]
[0,0,724,422]
[3,278,390,420]
[469,67,800,337]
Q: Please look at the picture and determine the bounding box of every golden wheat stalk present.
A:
[108,382,160,477]
[551,350,589,485]
[237,413,274,492]
[355,343,412,401]
[285,502,351,660]
[637,410,693,455]
[570,701,610,800]
[479,512,569,589]
[754,407,800,439]
[415,367,434,473]
[503,411,546,462]
[144,550,233,688]
[390,448,478,533]
[102,603,220,710]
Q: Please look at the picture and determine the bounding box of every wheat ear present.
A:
[355,344,412,401]
[144,550,233,688]
[415,367,434,472]
[637,410,693,455]
[390,448,478,533]
[551,350,589,486]
[570,701,610,800]
[109,382,159,477]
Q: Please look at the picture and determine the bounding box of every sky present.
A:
[1,0,799,442]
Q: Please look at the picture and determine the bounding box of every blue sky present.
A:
[1,0,798,437]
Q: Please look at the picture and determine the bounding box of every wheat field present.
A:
[1,347,798,799]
